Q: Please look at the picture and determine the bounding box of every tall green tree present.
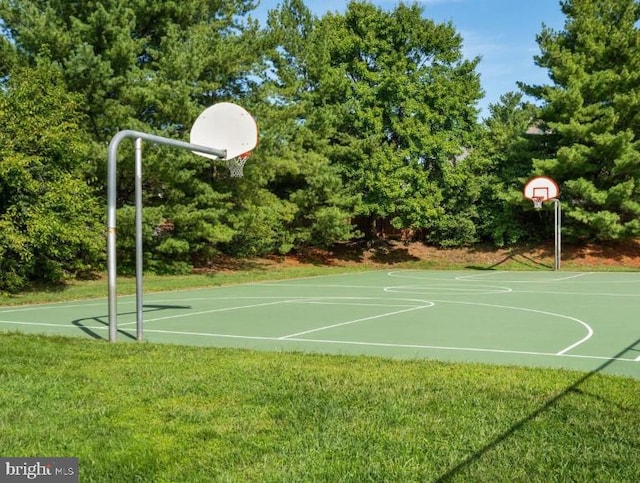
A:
[264,1,482,241]
[522,0,640,241]
[475,92,545,245]
[0,0,266,270]
[0,0,260,138]
[0,61,103,291]
[225,0,360,254]
[2,0,361,263]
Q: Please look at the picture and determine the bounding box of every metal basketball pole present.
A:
[134,138,143,341]
[107,130,226,343]
[553,198,561,271]
[524,176,561,272]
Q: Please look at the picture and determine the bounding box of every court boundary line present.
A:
[120,296,434,326]
[386,270,640,284]
[0,320,635,364]
[454,271,594,282]
[278,303,434,339]
[126,328,639,364]
[123,298,302,326]
[426,298,594,355]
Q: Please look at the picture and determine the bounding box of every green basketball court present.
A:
[1,270,638,379]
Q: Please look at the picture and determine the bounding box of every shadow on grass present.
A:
[435,336,640,482]
[72,304,191,341]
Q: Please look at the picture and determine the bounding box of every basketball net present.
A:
[532,197,544,210]
[225,152,251,178]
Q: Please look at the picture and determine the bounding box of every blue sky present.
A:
[251,0,566,119]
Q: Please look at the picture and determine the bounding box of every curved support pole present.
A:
[107,130,226,342]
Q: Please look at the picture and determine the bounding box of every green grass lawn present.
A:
[1,332,639,481]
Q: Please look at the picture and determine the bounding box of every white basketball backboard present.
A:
[190,102,258,161]
[523,176,559,202]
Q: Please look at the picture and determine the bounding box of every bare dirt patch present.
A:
[199,240,640,273]
[267,240,640,271]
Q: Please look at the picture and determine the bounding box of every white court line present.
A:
[278,304,434,340]
[248,282,389,290]
[2,319,635,365]
[0,320,106,330]
[143,295,430,308]
[556,332,594,355]
[131,329,639,363]
[507,289,640,297]
[454,271,594,282]
[387,270,638,284]
[249,282,640,297]
[384,284,512,295]
[145,329,277,341]
[290,301,419,308]
[127,296,430,327]
[423,299,594,356]
[122,299,302,326]
[0,301,111,314]
[0,296,437,332]
[284,337,639,363]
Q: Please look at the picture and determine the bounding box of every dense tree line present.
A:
[1,0,639,291]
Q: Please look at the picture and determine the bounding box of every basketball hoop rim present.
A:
[225,153,251,178]
[531,196,544,209]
